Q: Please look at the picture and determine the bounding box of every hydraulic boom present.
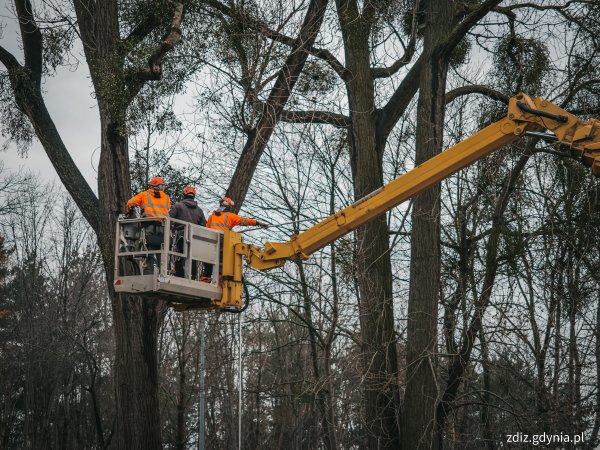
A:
[237,93,600,273]
[115,93,600,311]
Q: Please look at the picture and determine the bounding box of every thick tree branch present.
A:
[371,47,416,78]
[121,11,162,53]
[445,85,510,105]
[379,0,502,143]
[136,2,183,81]
[280,109,351,128]
[3,1,100,234]
[244,91,350,129]
[254,25,347,80]
[0,45,21,70]
[15,0,43,88]
[309,47,348,80]
[444,82,600,114]
[438,0,503,58]
[378,54,423,141]
[122,2,184,105]
[496,1,595,13]
[224,0,329,209]
[371,0,420,79]
[4,66,100,234]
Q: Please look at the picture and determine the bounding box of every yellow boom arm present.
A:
[234,93,600,272]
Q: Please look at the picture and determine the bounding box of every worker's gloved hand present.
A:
[124,204,133,217]
[256,221,269,229]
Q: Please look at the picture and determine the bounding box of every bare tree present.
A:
[0,177,113,449]
[0,1,188,447]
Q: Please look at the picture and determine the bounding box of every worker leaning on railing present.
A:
[205,197,268,230]
[124,176,171,274]
[201,196,268,282]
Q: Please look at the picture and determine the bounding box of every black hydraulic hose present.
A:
[227,277,250,314]
[517,101,569,124]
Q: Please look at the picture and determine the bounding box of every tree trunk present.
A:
[73,1,169,445]
[225,0,328,206]
[112,294,165,449]
[101,113,165,450]
[402,2,457,449]
[3,1,184,448]
[336,1,400,447]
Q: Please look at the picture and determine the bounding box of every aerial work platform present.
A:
[113,217,245,311]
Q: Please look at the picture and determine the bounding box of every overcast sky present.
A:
[1,3,100,188]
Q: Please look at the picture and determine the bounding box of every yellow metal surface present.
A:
[168,230,246,311]
[213,230,244,309]
[529,98,600,175]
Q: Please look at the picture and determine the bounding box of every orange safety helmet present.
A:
[183,186,196,196]
[149,176,165,187]
[220,197,235,208]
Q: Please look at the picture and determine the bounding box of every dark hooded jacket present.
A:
[169,198,206,226]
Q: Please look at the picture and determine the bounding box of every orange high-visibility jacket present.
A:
[206,211,257,231]
[127,189,171,218]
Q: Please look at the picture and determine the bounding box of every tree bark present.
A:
[402,2,458,449]
[335,1,400,447]
[72,1,170,446]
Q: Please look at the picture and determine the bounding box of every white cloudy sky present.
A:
[1,3,100,188]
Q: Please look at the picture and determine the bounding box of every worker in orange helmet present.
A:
[169,186,206,278]
[201,196,268,282]
[205,197,268,231]
[125,176,172,274]
[125,176,171,219]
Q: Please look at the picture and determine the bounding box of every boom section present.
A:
[242,93,600,271]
